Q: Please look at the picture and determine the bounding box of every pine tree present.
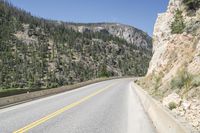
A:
[171,10,185,34]
[183,0,200,11]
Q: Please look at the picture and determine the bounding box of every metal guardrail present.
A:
[0,77,123,108]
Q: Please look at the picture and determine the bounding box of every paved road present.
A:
[0,78,156,133]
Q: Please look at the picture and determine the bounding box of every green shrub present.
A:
[171,76,184,89]
[171,68,193,89]
[183,0,200,11]
[191,75,200,87]
[168,102,177,110]
[153,74,162,91]
[171,10,186,34]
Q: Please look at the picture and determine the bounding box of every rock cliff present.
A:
[138,0,200,131]
[65,23,152,50]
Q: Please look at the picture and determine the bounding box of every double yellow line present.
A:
[13,83,114,133]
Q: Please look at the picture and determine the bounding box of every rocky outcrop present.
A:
[148,0,200,78]
[147,0,182,75]
[145,0,200,97]
[163,93,200,131]
[139,0,200,131]
[67,23,152,50]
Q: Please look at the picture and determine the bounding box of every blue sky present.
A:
[8,0,169,36]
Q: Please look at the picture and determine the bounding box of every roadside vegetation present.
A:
[171,67,200,97]
[168,102,177,110]
[171,10,185,34]
[170,0,200,34]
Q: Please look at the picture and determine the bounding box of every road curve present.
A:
[0,78,156,133]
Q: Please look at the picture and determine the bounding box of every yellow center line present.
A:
[13,83,114,133]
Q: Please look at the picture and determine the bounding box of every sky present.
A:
[8,0,169,36]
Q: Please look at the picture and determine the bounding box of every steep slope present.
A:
[138,0,200,131]
[0,1,152,92]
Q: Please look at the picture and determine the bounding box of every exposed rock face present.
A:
[147,0,182,75]
[142,0,200,131]
[146,0,200,95]
[162,93,200,131]
[188,39,200,74]
[67,23,152,50]
[171,97,200,131]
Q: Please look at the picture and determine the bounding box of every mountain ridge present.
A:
[66,22,152,50]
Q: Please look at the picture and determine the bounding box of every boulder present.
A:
[181,100,191,110]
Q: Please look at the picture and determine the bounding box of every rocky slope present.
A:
[0,1,152,94]
[138,0,200,131]
[66,23,152,50]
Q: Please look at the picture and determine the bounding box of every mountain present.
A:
[138,0,200,131]
[65,23,152,50]
[0,1,152,91]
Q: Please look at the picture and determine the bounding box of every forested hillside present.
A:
[0,1,152,92]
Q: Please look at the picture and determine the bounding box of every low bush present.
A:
[191,75,200,87]
[168,102,177,110]
[171,10,185,34]
[153,74,162,91]
[171,76,184,89]
[171,68,193,89]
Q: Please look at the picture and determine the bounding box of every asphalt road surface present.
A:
[0,78,156,133]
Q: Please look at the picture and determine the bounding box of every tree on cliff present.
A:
[183,0,200,11]
[171,10,185,34]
